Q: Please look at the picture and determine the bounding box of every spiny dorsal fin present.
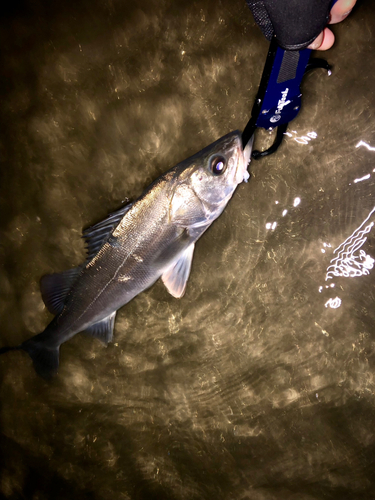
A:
[161,244,195,298]
[84,312,116,345]
[40,266,83,315]
[82,202,133,261]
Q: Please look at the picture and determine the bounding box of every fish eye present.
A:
[210,155,227,176]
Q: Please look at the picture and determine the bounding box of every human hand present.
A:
[308,0,357,50]
[246,0,358,51]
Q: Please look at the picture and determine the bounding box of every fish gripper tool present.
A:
[242,36,332,159]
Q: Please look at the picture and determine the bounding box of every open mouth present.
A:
[241,138,253,183]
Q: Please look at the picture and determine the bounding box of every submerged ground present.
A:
[1,0,375,498]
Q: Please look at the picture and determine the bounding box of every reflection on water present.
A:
[324,296,342,309]
[285,129,318,144]
[326,206,374,280]
[266,198,302,231]
[1,0,375,499]
[320,140,375,311]
[356,140,375,153]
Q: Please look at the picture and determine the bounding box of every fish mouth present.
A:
[235,134,253,184]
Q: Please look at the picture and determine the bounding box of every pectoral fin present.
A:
[84,312,116,345]
[152,228,191,268]
[161,244,195,298]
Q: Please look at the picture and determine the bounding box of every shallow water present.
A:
[1,0,375,498]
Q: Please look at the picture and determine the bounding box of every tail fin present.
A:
[21,340,60,379]
[0,345,21,355]
[0,340,60,379]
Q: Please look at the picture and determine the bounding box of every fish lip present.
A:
[240,135,253,183]
[233,136,251,185]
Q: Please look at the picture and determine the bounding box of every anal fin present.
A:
[84,312,116,345]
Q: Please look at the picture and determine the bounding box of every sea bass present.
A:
[0,130,252,378]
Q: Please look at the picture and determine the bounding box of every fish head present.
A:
[188,130,252,207]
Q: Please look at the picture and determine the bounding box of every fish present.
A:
[0,130,252,379]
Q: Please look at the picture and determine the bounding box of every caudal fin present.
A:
[0,345,21,355]
[21,339,60,379]
[0,340,60,379]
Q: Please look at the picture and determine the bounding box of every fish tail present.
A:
[0,338,60,380]
[0,345,22,355]
[21,339,60,380]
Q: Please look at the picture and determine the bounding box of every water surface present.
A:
[1,1,375,498]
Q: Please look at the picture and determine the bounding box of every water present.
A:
[1,1,375,498]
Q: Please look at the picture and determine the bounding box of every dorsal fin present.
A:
[82,202,133,260]
[40,266,83,315]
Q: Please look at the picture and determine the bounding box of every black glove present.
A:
[246,0,332,50]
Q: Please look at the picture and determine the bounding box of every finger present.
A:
[329,0,357,24]
[307,28,335,51]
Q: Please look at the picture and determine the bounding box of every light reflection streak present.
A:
[321,209,374,309]
[356,140,375,152]
[354,174,371,183]
[326,207,375,280]
[321,142,374,310]
[285,130,318,145]
[266,197,302,231]
[325,297,342,309]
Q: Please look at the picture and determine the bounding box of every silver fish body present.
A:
[2,130,251,378]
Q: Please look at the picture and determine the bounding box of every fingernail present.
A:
[309,39,322,50]
[341,0,355,9]
[309,41,320,50]
[308,32,324,50]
